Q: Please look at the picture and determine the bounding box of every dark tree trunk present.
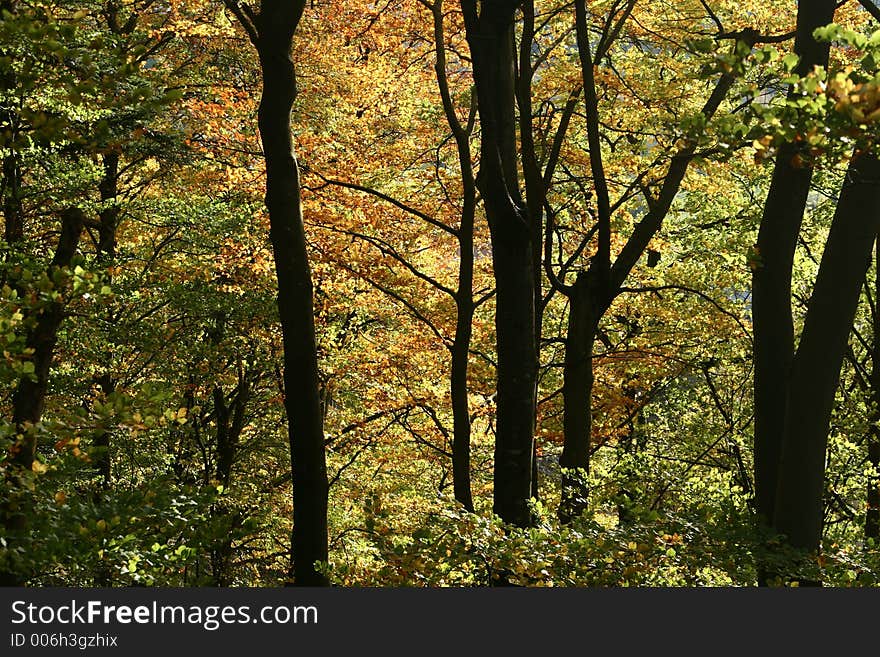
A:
[1,207,84,586]
[209,373,250,586]
[1,0,22,248]
[93,151,120,491]
[559,271,600,522]
[516,0,547,502]
[752,0,836,533]
[451,223,475,511]
[11,208,85,447]
[2,153,22,244]
[249,1,329,586]
[868,238,880,541]
[868,430,880,540]
[773,152,880,563]
[97,152,119,261]
[557,0,613,521]
[462,0,536,527]
[489,210,538,527]
[432,0,477,511]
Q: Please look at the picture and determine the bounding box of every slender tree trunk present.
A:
[97,152,119,262]
[2,154,22,244]
[559,271,600,522]
[773,152,880,565]
[557,0,614,520]
[251,1,329,585]
[868,237,880,541]
[462,0,536,527]
[451,213,475,511]
[432,0,477,511]
[752,0,836,533]
[517,0,544,502]
[1,0,22,248]
[93,151,120,491]
[209,373,250,586]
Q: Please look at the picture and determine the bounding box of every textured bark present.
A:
[462,0,536,527]
[773,153,880,561]
[249,0,329,585]
[752,0,837,531]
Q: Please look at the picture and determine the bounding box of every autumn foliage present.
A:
[1,0,880,586]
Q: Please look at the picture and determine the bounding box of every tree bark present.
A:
[249,0,329,586]
[1,0,22,247]
[773,152,880,563]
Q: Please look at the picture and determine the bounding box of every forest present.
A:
[2,0,880,588]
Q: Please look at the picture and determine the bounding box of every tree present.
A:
[460,0,538,528]
[223,0,328,586]
[752,0,837,548]
[548,0,742,520]
[772,151,880,574]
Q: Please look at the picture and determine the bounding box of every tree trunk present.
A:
[93,151,120,491]
[1,207,84,586]
[11,208,85,447]
[451,226,475,511]
[489,211,538,526]
[752,0,836,531]
[773,152,880,565]
[2,153,21,244]
[555,1,734,525]
[868,238,880,541]
[559,271,600,522]
[254,2,329,586]
[209,374,250,586]
[1,0,22,248]
[433,0,477,511]
[462,0,536,527]
[516,0,544,502]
